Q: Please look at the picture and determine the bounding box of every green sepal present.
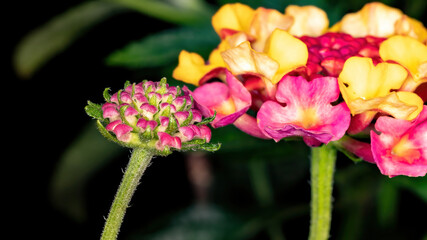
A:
[117,90,124,104]
[141,126,154,140]
[103,88,111,102]
[145,80,155,93]
[181,140,221,152]
[95,120,123,146]
[156,77,168,94]
[85,101,104,121]
[164,94,174,104]
[154,146,173,157]
[198,142,221,152]
[148,93,159,106]
[123,80,131,89]
[334,144,363,163]
[176,97,188,112]
[119,105,138,130]
[196,111,216,126]
[166,115,178,134]
[181,109,193,127]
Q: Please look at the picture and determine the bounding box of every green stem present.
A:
[100,147,153,240]
[308,144,336,240]
[249,159,285,240]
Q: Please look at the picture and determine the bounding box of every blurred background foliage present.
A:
[8,0,427,239]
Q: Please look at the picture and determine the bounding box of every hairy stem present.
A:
[308,144,336,240]
[100,148,153,240]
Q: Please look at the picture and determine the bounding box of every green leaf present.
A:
[85,101,104,121]
[106,26,219,69]
[50,123,123,222]
[13,1,124,79]
[107,0,214,25]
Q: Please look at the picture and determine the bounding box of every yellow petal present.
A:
[285,5,329,37]
[328,21,342,32]
[172,51,216,86]
[345,92,422,120]
[211,3,255,38]
[264,29,308,84]
[395,16,427,43]
[337,57,425,120]
[337,2,403,38]
[339,57,408,101]
[208,32,248,68]
[379,36,427,82]
[221,41,278,80]
[249,7,293,51]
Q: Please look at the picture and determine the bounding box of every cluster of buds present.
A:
[299,33,385,78]
[86,78,219,155]
[172,2,427,177]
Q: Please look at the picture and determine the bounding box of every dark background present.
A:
[7,0,427,239]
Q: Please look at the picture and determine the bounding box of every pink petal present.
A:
[124,106,138,117]
[113,124,133,142]
[257,76,350,144]
[198,125,212,143]
[191,109,202,123]
[102,105,120,120]
[233,114,270,139]
[178,126,195,141]
[106,120,122,131]
[157,132,182,150]
[371,107,427,177]
[192,70,251,127]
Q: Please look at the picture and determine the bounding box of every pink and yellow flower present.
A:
[257,76,350,146]
[371,106,427,177]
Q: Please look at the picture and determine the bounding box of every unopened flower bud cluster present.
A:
[101,78,211,152]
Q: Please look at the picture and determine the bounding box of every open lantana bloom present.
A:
[173,2,427,177]
[257,76,350,146]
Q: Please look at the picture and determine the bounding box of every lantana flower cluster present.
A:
[173,2,427,177]
[86,78,219,156]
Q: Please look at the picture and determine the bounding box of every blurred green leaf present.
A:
[106,26,218,68]
[390,176,427,203]
[13,1,124,79]
[131,204,241,240]
[50,123,123,222]
[377,179,398,227]
[108,0,214,25]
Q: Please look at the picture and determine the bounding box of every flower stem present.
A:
[100,148,153,240]
[308,144,336,240]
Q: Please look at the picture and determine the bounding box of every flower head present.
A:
[85,78,220,155]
